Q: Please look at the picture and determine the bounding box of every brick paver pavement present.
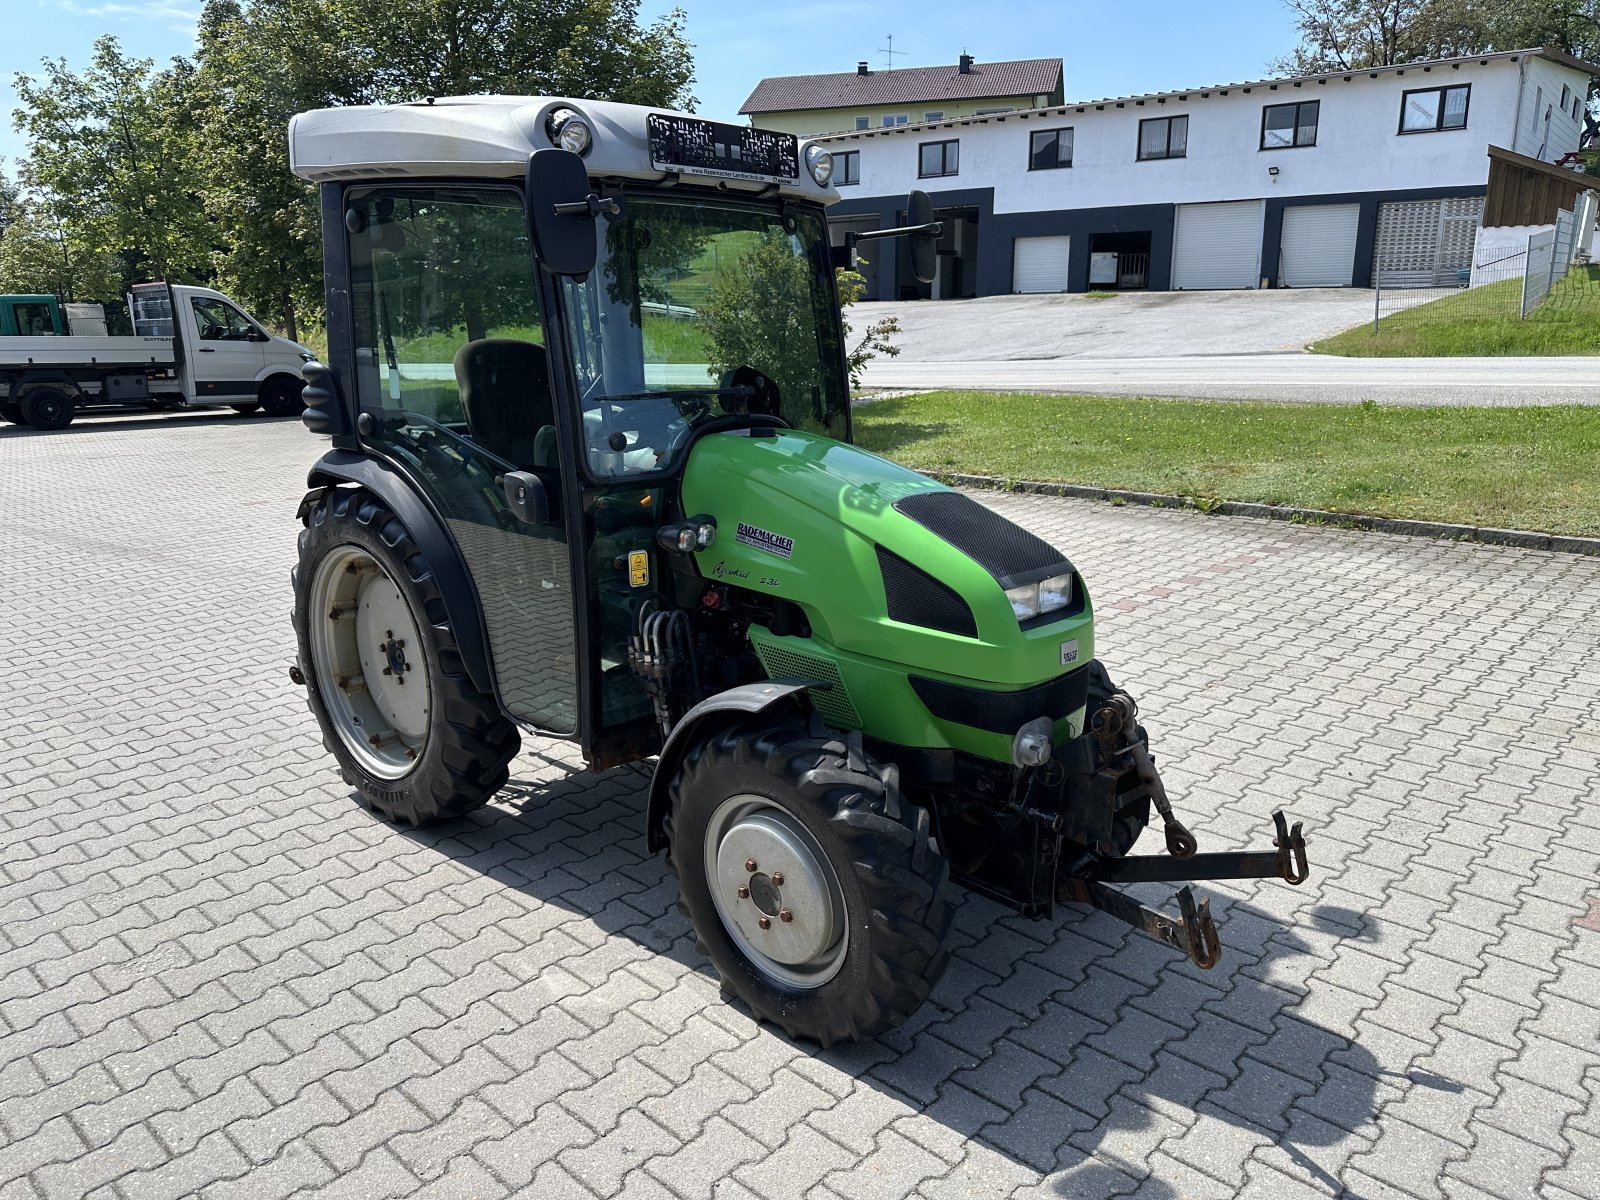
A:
[3,411,1598,1200]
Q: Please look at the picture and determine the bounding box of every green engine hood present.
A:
[679,429,1093,690]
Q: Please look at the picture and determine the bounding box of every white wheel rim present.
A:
[704,794,849,989]
[308,546,430,779]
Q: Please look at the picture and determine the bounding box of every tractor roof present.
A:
[288,96,838,204]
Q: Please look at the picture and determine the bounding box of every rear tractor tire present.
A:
[668,716,954,1045]
[292,488,519,824]
[20,388,73,431]
[260,376,306,417]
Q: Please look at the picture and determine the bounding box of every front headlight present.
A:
[1005,583,1041,620]
[804,144,834,186]
[1005,572,1074,622]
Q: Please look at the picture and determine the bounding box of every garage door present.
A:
[1280,204,1360,287]
[1012,235,1071,293]
[1172,201,1265,290]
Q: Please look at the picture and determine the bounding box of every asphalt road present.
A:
[3,412,1599,1199]
[858,352,1600,405]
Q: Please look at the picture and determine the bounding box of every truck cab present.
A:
[0,295,65,337]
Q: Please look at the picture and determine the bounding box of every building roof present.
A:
[739,58,1063,115]
[814,47,1600,143]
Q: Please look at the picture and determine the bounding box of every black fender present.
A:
[645,679,824,853]
[297,449,496,695]
[12,370,84,397]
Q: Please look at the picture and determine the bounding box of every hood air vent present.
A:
[893,491,1072,589]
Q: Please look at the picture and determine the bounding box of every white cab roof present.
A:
[288,95,838,204]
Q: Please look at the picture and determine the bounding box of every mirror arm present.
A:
[552,196,621,219]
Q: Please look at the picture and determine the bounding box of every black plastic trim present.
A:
[910,666,1090,735]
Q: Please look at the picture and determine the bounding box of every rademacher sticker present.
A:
[736,522,793,559]
[1060,639,1080,666]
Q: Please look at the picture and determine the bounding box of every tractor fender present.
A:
[645,679,824,853]
[298,449,495,695]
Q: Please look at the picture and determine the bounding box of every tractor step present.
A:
[1056,810,1310,969]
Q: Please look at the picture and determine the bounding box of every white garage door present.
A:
[1172,200,1265,290]
[1280,204,1360,287]
[1012,235,1071,293]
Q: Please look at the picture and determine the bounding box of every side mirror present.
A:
[501,470,551,525]
[526,148,601,277]
[908,190,939,285]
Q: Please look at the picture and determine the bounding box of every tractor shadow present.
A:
[380,754,1403,1196]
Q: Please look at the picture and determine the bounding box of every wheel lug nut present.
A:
[779,908,793,923]
[744,858,757,872]
[770,871,784,886]
[736,885,749,899]
[758,915,771,930]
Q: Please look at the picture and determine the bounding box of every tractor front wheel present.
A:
[293,488,519,824]
[668,717,953,1045]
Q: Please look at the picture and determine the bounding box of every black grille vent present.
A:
[895,491,1070,587]
[876,546,978,638]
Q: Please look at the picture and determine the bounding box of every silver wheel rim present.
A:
[308,546,430,780]
[704,793,849,989]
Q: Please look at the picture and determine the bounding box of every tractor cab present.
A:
[287,97,1311,1045]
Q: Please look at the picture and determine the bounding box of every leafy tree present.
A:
[0,196,125,304]
[12,37,211,284]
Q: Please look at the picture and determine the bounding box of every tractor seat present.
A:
[454,338,556,470]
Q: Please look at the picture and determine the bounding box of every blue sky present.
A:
[1,0,1302,173]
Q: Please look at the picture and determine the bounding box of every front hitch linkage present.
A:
[1063,691,1312,970]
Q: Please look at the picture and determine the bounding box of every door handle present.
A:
[198,347,215,352]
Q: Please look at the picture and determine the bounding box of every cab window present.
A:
[190,297,257,341]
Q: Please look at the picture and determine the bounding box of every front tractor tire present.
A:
[293,488,519,824]
[668,717,954,1045]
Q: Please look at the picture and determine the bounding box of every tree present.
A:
[12,37,211,284]
[1275,0,1600,106]
[0,196,124,304]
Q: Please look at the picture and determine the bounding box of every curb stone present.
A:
[930,472,1600,557]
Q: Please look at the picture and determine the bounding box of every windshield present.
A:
[561,196,848,477]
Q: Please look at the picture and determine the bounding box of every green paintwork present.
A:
[0,295,64,336]
[680,428,1094,761]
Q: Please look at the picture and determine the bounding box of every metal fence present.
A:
[1374,188,1597,331]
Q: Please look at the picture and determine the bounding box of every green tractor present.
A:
[287,98,1309,1044]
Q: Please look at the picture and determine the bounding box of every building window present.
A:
[881,114,909,128]
[1261,99,1318,149]
[1561,84,1571,112]
[854,116,869,131]
[1137,114,1188,160]
[1399,84,1469,133]
[1029,127,1073,169]
[918,139,959,178]
[924,110,944,122]
[835,150,860,185]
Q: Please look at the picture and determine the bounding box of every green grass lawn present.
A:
[1312,265,1600,357]
[853,391,1600,535]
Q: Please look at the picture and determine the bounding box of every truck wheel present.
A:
[0,402,24,425]
[260,376,305,417]
[668,717,953,1045]
[20,388,73,431]
[293,488,519,824]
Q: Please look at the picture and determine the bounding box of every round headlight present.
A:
[547,108,592,155]
[804,144,834,186]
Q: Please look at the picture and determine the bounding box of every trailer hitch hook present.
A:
[1274,810,1310,885]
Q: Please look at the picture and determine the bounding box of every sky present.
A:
[0,0,1303,173]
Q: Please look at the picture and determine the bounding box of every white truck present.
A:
[0,282,312,430]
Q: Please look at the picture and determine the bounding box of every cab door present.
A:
[185,294,267,398]
[344,184,581,736]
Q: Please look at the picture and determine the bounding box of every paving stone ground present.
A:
[3,410,1599,1200]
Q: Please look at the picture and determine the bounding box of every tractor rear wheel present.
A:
[293,488,519,824]
[668,716,953,1045]
[0,402,24,424]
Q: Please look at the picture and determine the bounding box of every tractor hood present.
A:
[679,428,1093,689]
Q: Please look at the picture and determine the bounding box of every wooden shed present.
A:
[1484,145,1595,226]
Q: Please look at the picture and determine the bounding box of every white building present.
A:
[813,48,1596,298]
